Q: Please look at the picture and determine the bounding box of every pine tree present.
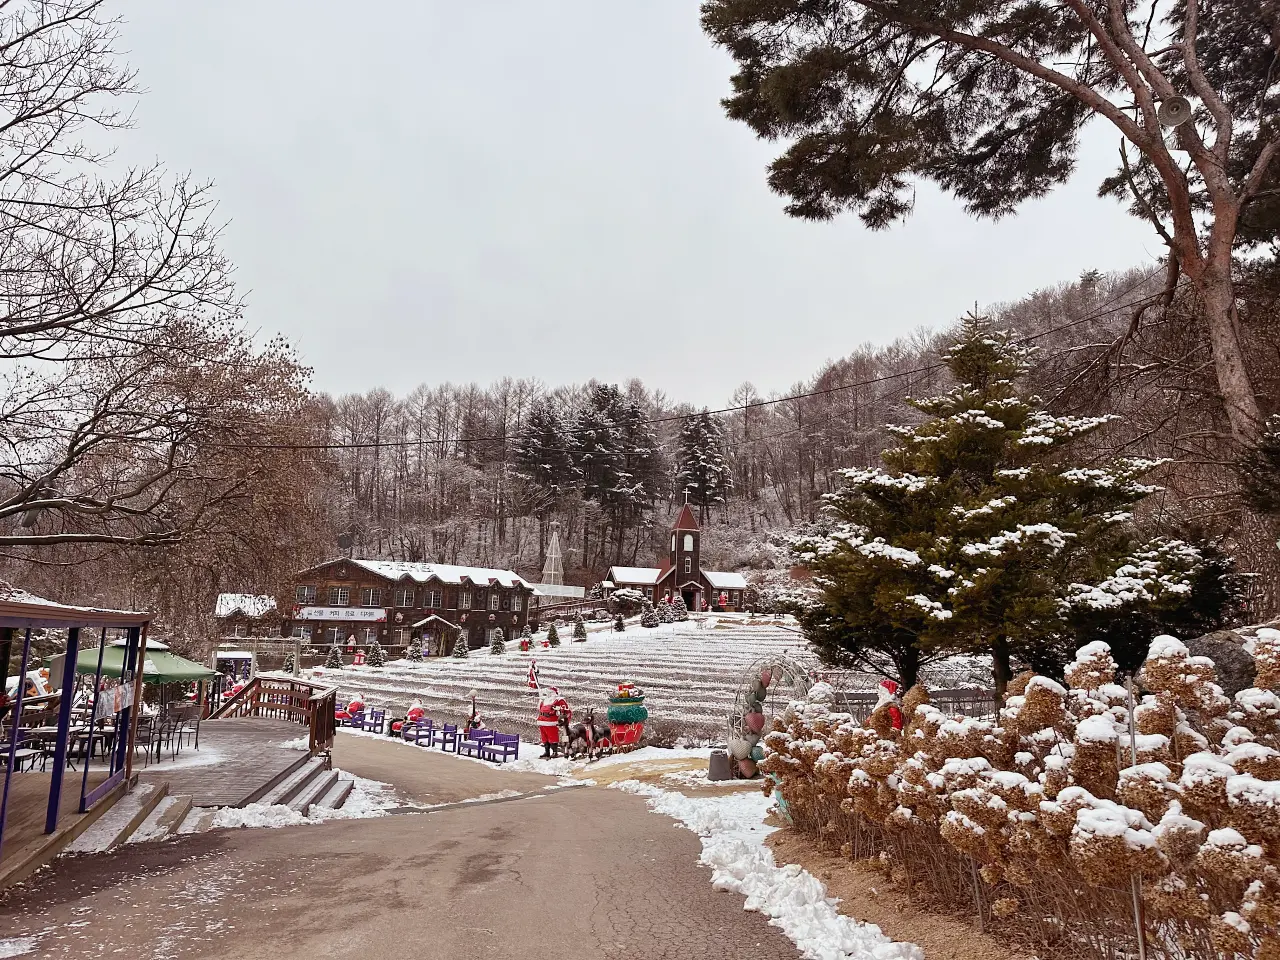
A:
[675,410,733,522]
[672,593,689,622]
[489,628,506,655]
[641,600,659,629]
[452,633,470,658]
[573,612,588,642]
[325,644,344,669]
[657,599,674,624]
[614,614,625,632]
[282,652,295,673]
[366,639,386,668]
[514,397,577,516]
[794,314,1236,697]
[407,636,424,662]
[547,622,560,647]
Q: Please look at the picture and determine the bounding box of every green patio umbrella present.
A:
[74,638,217,683]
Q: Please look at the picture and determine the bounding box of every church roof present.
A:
[672,504,699,532]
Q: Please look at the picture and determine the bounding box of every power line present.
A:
[208,267,1165,454]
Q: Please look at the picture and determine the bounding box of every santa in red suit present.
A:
[536,687,571,758]
[877,679,904,731]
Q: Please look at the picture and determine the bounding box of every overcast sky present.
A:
[114,1,1160,408]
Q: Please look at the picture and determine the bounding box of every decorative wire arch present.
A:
[726,655,812,776]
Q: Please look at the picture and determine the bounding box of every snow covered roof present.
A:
[0,582,151,629]
[608,566,663,585]
[214,593,278,619]
[345,559,532,589]
[704,571,749,590]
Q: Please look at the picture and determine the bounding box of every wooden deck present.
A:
[136,717,310,808]
[0,770,109,876]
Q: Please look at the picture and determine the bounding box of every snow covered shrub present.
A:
[761,635,1280,959]
[489,629,505,655]
[282,652,295,673]
[452,634,469,658]
[640,601,659,629]
[365,640,386,668]
[672,593,689,621]
[657,599,674,624]
[407,636,424,662]
[572,612,587,641]
[324,644,344,669]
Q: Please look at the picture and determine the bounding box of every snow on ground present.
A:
[0,937,37,958]
[210,773,399,830]
[612,780,923,960]
[315,615,817,740]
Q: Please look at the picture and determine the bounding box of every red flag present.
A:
[527,660,539,690]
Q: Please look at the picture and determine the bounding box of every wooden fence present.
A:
[209,675,338,754]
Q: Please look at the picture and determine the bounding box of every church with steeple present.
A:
[603,505,747,611]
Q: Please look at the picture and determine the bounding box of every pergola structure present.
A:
[0,589,151,866]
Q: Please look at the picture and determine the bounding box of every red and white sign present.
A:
[298,606,385,622]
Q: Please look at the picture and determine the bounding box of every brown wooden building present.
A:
[281,559,535,655]
[604,505,747,611]
[213,593,280,641]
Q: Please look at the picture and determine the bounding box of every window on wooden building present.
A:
[393,588,415,607]
[425,590,442,608]
[360,588,382,607]
[325,626,340,643]
[296,585,317,604]
[683,557,692,573]
[489,592,500,611]
[460,591,472,610]
[292,625,312,640]
[512,593,522,612]
[329,586,350,606]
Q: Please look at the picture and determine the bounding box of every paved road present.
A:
[0,747,800,960]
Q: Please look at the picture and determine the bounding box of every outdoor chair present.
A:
[456,729,495,758]
[430,723,458,752]
[479,733,520,764]
[358,709,386,735]
[402,718,434,745]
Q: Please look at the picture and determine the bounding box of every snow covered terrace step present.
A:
[66,782,168,855]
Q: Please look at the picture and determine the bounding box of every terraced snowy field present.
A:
[316,615,821,741]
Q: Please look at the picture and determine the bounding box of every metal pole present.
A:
[80,628,108,811]
[45,627,81,833]
[0,628,34,863]
[124,623,148,778]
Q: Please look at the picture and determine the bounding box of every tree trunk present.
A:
[992,636,1013,704]
[894,645,920,691]
[1197,262,1262,444]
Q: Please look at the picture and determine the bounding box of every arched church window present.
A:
[683,534,694,552]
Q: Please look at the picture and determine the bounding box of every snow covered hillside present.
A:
[317,615,817,740]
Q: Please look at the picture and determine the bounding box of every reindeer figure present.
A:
[560,707,613,760]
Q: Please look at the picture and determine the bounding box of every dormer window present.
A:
[683,534,694,552]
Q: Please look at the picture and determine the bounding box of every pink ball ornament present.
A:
[745,711,766,734]
[738,758,758,778]
[759,668,773,687]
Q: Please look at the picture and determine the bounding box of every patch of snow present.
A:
[279,736,310,751]
[612,780,922,960]
[0,938,37,958]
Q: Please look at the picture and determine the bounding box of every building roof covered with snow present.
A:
[214,593,279,619]
[302,558,533,589]
[603,508,749,610]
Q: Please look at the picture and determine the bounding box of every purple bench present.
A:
[457,729,496,758]
[357,709,386,735]
[402,718,434,744]
[430,723,458,752]
[479,733,520,764]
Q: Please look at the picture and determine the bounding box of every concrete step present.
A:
[126,794,192,844]
[66,782,168,854]
[310,776,354,816]
[176,807,218,836]
[289,768,338,815]
[257,756,325,808]
[240,751,313,806]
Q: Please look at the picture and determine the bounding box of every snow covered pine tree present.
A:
[365,639,387,668]
[793,314,1236,697]
[573,612,588,642]
[325,644,344,668]
[489,628,506,655]
[672,593,689,622]
[675,410,733,523]
[641,601,659,628]
[657,598,674,624]
[453,632,470,658]
[407,636,424,662]
[282,652,295,673]
[547,622,561,647]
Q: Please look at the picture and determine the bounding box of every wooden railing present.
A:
[208,675,339,754]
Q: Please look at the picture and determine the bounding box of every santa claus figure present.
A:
[876,679,904,731]
[536,687,571,758]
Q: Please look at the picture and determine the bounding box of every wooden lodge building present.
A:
[281,558,535,655]
[604,506,748,611]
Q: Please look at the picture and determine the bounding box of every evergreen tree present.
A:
[325,644,344,669]
[570,383,664,560]
[657,598,675,624]
[794,315,1235,697]
[573,612,588,642]
[1241,415,1280,517]
[489,628,506,655]
[547,622,560,647]
[641,600,660,629]
[614,614,625,632]
[675,410,733,522]
[407,636,424,662]
[282,652,295,673]
[520,624,532,640]
[671,593,689,622]
[452,632,470,658]
[365,639,386,668]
